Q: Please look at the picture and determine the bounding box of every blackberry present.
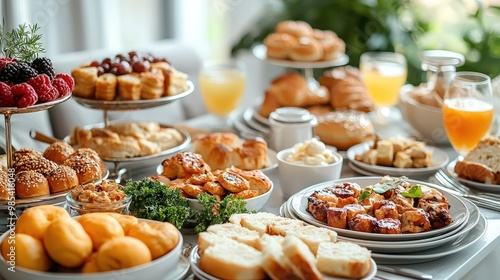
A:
[31,57,55,80]
[0,63,19,83]
[16,62,38,84]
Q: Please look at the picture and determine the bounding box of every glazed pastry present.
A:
[95,73,117,101]
[117,74,141,100]
[71,67,98,98]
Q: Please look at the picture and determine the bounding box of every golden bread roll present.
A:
[43,217,93,268]
[276,20,313,38]
[96,236,152,271]
[95,73,117,101]
[316,30,346,60]
[117,74,141,100]
[314,110,376,151]
[192,132,240,160]
[161,152,211,179]
[72,67,98,98]
[127,221,179,260]
[81,252,100,273]
[15,205,70,240]
[0,170,8,201]
[105,213,139,235]
[267,72,330,108]
[13,148,58,176]
[289,37,323,62]
[71,147,107,172]
[46,165,79,193]
[15,170,50,199]
[263,32,297,59]
[78,213,125,251]
[1,233,52,271]
[43,141,75,165]
[63,155,102,184]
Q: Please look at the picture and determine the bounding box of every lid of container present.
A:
[420,50,465,67]
[269,107,314,123]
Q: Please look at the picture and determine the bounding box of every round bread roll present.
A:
[16,205,71,240]
[105,213,139,235]
[0,170,9,201]
[63,155,102,184]
[47,165,79,193]
[43,217,93,268]
[97,236,152,272]
[43,141,75,165]
[127,221,179,259]
[314,111,376,151]
[72,148,107,171]
[316,31,345,61]
[263,32,297,60]
[78,213,125,251]
[276,20,313,38]
[15,170,50,199]
[81,252,100,273]
[1,233,53,271]
[289,37,323,62]
[13,148,58,176]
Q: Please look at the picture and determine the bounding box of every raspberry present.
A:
[11,83,38,107]
[52,77,70,97]
[38,85,59,102]
[55,73,75,91]
[0,58,13,71]
[27,74,51,97]
[0,82,16,106]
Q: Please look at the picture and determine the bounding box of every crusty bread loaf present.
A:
[282,235,323,280]
[316,241,371,278]
[454,136,500,184]
[199,242,266,280]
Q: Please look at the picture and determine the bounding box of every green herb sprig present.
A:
[0,22,45,61]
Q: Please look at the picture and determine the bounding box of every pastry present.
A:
[161,152,211,179]
[316,30,346,60]
[275,20,313,38]
[63,155,102,184]
[15,170,50,199]
[257,90,281,118]
[0,170,9,201]
[95,73,117,101]
[46,165,79,193]
[78,213,125,250]
[263,32,297,59]
[117,74,141,100]
[127,221,179,260]
[150,62,188,96]
[43,141,75,165]
[96,236,152,271]
[140,68,164,99]
[71,67,98,98]
[289,37,323,62]
[1,233,52,271]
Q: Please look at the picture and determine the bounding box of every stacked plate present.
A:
[228,105,271,139]
[346,142,450,179]
[279,177,486,265]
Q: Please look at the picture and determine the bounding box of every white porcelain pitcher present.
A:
[268,107,318,151]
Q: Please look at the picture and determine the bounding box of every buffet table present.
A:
[126,111,500,280]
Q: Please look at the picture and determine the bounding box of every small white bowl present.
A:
[277,148,343,198]
[0,218,182,280]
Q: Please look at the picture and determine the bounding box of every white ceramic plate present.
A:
[228,109,267,139]
[242,107,270,135]
[371,213,487,264]
[347,141,450,178]
[252,44,349,69]
[445,159,500,192]
[290,177,469,241]
[189,245,377,280]
[250,104,270,126]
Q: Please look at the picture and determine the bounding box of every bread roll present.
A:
[63,155,102,184]
[263,32,297,59]
[47,165,79,193]
[72,67,98,98]
[289,37,323,62]
[15,170,50,199]
[13,148,58,176]
[78,213,125,250]
[105,213,139,235]
[0,170,9,201]
[128,221,179,260]
[15,205,70,240]
[314,29,346,60]
[95,73,117,101]
[43,141,75,165]
[81,252,100,273]
[258,90,281,118]
[314,110,376,150]
[316,241,372,278]
[275,20,313,38]
[1,233,52,271]
[267,72,330,107]
[96,236,152,271]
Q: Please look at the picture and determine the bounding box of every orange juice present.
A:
[443,97,494,154]
[199,69,246,115]
[360,62,407,107]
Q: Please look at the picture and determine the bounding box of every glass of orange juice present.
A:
[443,72,494,156]
[360,52,407,123]
[199,60,246,120]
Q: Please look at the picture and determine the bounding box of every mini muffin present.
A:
[78,213,125,250]
[96,236,152,271]
[47,165,79,193]
[128,221,179,259]
[15,170,50,199]
[43,141,75,165]
[15,205,71,240]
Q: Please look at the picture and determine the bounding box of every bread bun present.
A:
[47,165,79,193]
[15,170,50,199]
[263,32,297,59]
[267,72,330,108]
[43,217,93,268]
[96,236,152,271]
[289,37,323,62]
[78,213,125,250]
[275,20,313,38]
[316,241,371,278]
[13,148,58,176]
[314,110,376,151]
[15,205,71,240]
[1,233,53,271]
[43,141,75,165]
[81,252,100,273]
[63,155,102,184]
[314,29,346,60]
[0,170,9,201]
[105,213,139,235]
[127,221,179,259]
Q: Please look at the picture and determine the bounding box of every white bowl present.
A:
[188,181,274,212]
[0,218,182,280]
[277,147,343,198]
[398,84,449,144]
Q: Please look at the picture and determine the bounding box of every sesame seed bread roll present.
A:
[47,165,79,193]
[43,141,75,165]
[15,170,50,199]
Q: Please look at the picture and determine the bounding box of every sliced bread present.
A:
[316,241,372,278]
[455,136,500,184]
[282,225,337,255]
[282,235,323,280]
[206,222,260,248]
[259,234,296,280]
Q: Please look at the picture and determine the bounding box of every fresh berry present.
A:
[0,82,16,106]
[38,85,59,102]
[52,77,70,97]
[0,58,13,71]
[0,63,20,83]
[54,73,74,91]
[11,82,38,107]
[31,57,56,80]
[2,62,38,84]
[27,74,51,97]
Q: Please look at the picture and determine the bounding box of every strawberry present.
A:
[27,74,51,97]
[54,73,74,91]
[0,82,16,106]
[11,82,38,107]
[52,77,70,97]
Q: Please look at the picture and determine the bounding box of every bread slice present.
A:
[199,241,266,280]
[206,222,260,249]
[259,234,296,280]
[316,241,371,278]
[267,218,305,236]
[231,212,293,236]
[282,225,337,255]
[455,136,500,184]
[282,235,323,280]
[197,232,237,256]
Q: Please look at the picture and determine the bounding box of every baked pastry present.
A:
[454,136,500,184]
[15,170,50,199]
[43,141,75,165]
[263,32,297,59]
[140,68,164,99]
[43,217,93,268]
[72,67,98,98]
[316,241,371,278]
[289,37,323,62]
[314,110,376,150]
[117,74,141,100]
[0,170,9,201]
[128,221,179,259]
[161,152,211,179]
[78,213,125,250]
[13,148,58,176]
[46,165,79,193]
[105,213,139,235]
[150,62,188,96]
[319,66,375,112]
[315,30,346,60]
[96,236,152,271]
[275,20,313,38]
[63,155,102,184]
[95,73,117,101]
[266,72,330,107]
[1,233,53,271]
[15,205,71,240]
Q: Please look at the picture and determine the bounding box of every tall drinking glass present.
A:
[442,72,494,157]
[199,60,246,127]
[360,52,407,123]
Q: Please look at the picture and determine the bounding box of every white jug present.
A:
[268,107,318,151]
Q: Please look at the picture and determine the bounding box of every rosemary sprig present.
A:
[0,22,45,61]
